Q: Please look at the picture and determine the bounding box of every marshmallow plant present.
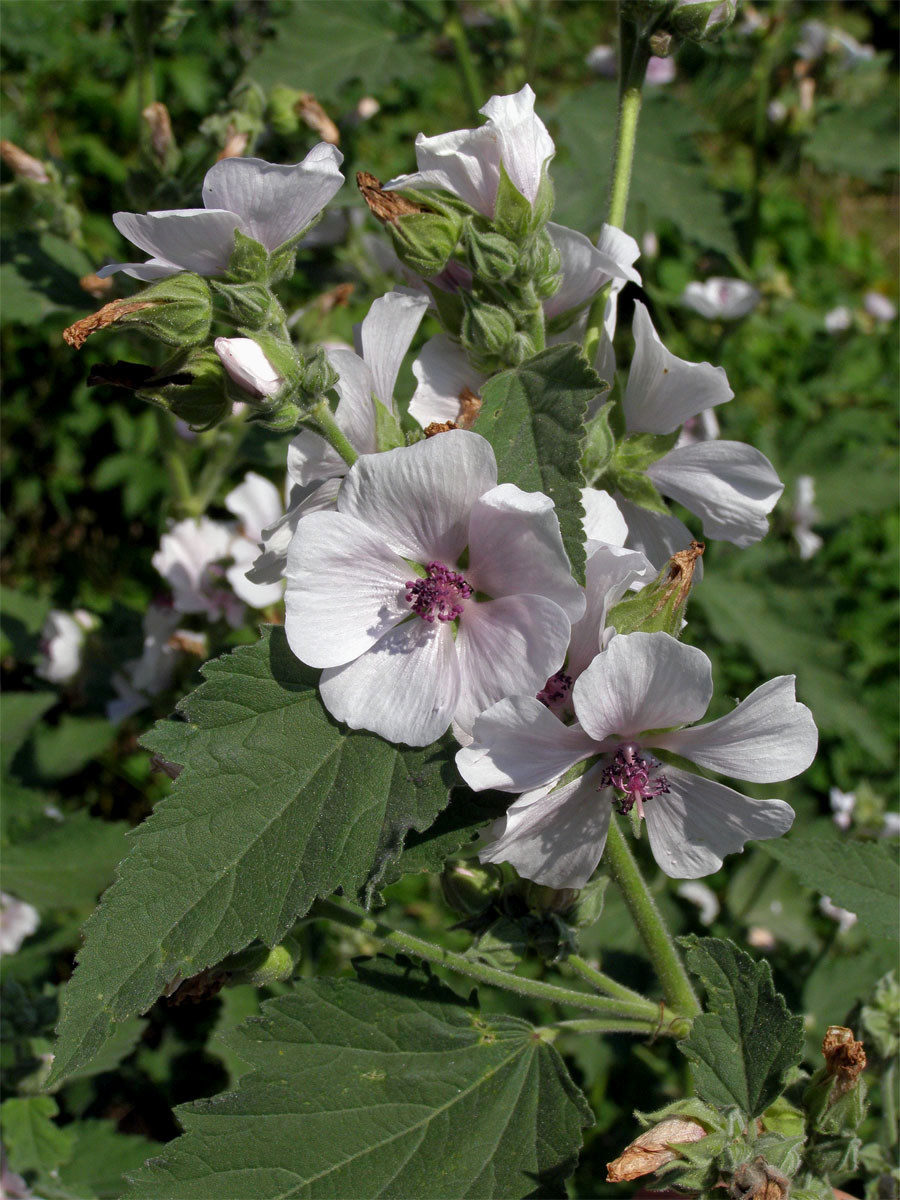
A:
[55,7,876,1197]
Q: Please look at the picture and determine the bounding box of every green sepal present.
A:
[607,546,701,637]
[464,223,518,283]
[460,293,516,359]
[390,211,462,277]
[428,283,465,341]
[226,228,270,284]
[530,168,555,230]
[669,0,738,42]
[582,403,616,481]
[565,874,610,930]
[136,347,231,431]
[373,397,405,452]
[118,272,212,347]
[493,160,533,242]
[516,228,562,299]
[440,861,504,918]
[804,1067,868,1135]
[803,1135,862,1179]
[210,280,280,329]
[614,430,680,473]
[613,468,670,513]
[761,1094,806,1139]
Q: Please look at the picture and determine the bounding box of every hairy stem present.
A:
[305,399,358,469]
[604,818,701,1018]
[155,410,195,518]
[566,953,652,1008]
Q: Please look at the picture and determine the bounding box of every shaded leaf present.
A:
[0,1096,73,1175]
[1,692,55,772]
[31,715,117,780]
[1,811,129,909]
[0,233,93,327]
[125,957,593,1199]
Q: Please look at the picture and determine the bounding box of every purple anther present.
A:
[600,742,670,818]
[405,561,473,623]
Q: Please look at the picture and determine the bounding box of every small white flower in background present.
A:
[98,144,345,280]
[641,230,659,260]
[356,96,380,121]
[285,430,585,746]
[107,603,187,722]
[747,926,777,951]
[829,786,856,830]
[863,291,897,323]
[224,471,286,608]
[585,45,616,77]
[682,277,760,320]
[36,609,97,684]
[0,892,40,955]
[767,99,788,125]
[882,811,900,838]
[824,305,853,333]
[791,475,823,560]
[385,84,554,217]
[457,631,817,885]
[819,895,858,933]
[153,515,243,626]
[646,56,676,85]
[214,337,283,400]
[795,20,874,66]
[677,880,721,925]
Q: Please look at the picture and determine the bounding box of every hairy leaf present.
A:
[125,957,593,1199]
[761,833,899,942]
[678,936,803,1118]
[0,1096,73,1175]
[47,628,455,1086]
[1,811,129,909]
[476,343,595,585]
[46,1120,158,1200]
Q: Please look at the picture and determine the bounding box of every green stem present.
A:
[604,818,701,1017]
[305,399,358,469]
[443,3,482,119]
[566,953,651,1009]
[583,10,651,360]
[155,410,195,517]
[186,417,250,517]
[314,897,663,1024]
[552,1016,683,1038]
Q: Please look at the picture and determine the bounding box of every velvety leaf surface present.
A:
[761,833,899,942]
[475,343,595,585]
[125,958,593,1199]
[1,811,130,909]
[678,936,803,1118]
[47,628,455,1086]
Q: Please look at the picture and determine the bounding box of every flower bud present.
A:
[566,875,610,929]
[440,861,503,917]
[460,294,516,359]
[214,337,283,400]
[517,231,562,300]
[607,1117,708,1183]
[300,346,339,398]
[210,280,279,328]
[464,224,518,284]
[222,938,301,986]
[389,211,462,278]
[669,0,737,42]
[804,1027,868,1135]
[62,273,212,350]
[608,541,704,637]
[521,881,580,914]
[136,347,232,430]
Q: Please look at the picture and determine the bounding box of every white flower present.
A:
[586,45,617,76]
[457,631,817,885]
[646,56,676,85]
[99,145,345,280]
[385,84,554,216]
[829,786,856,830]
[224,471,286,608]
[819,895,857,933]
[824,305,853,333]
[214,337,283,399]
[0,892,40,955]
[677,881,720,925]
[107,603,187,722]
[36,609,96,684]
[791,474,823,560]
[682,277,760,320]
[153,516,244,626]
[284,430,585,746]
[863,291,896,323]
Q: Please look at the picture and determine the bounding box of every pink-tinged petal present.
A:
[319,620,460,746]
[386,125,500,217]
[624,301,734,434]
[480,84,554,205]
[479,764,611,888]
[567,544,653,680]
[467,484,585,621]
[572,631,713,742]
[653,676,817,782]
[581,488,628,545]
[225,472,284,543]
[328,347,379,453]
[410,334,487,428]
[201,146,345,251]
[246,480,340,586]
[96,258,180,280]
[647,441,784,546]
[286,429,346,489]
[454,594,572,735]
[457,696,597,792]
[615,496,701,572]
[359,291,430,410]
[643,767,795,879]
[214,337,282,399]
[284,511,410,668]
[544,222,640,319]
[112,209,241,276]
[338,430,497,563]
[682,278,760,321]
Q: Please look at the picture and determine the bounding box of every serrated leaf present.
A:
[42,1119,157,1200]
[1,811,129,909]
[475,343,595,585]
[761,834,899,942]
[47,627,455,1086]
[802,96,899,184]
[249,1,423,103]
[125,957,593,1199]
[678,936,803,1118]
[0,1096,73,1174]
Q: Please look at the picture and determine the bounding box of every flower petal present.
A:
[410,334,487,428]
[454,594,572,735]
[643,767,795,878]
[647,441,784,546]
[338,430,497,563]
[624,301,733,434]
[480,84,555,206]
[653,676,817,782]
[319,619,460,746]
[359,291,430,410]
[581,488,628,545]
[567,543,653,680]
[284,511,410,668]
[112,209,242,276]
[572,631,713,742]
[457,695,597,792]
[479,764,611,888]
[544,222,641,320]
[467,484,585,621]
[226,542,284,609]
[96,258,180,280]
[200,146,345,251]
[225,472,284,543]
[615,496,701,571]
[386,125,500,217]
[215,337,282,399]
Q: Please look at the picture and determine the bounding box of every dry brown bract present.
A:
[822,1025,867,1095]
[63,300,159,349]
[730,1156,790,1200]
[295,92,340,145]
[357,171,423,225]
[0,139,50,182]
[606,1117,708,1182]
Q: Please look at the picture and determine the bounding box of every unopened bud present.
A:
[607,1117,708,1183]
[522,882,580,914]
[465,225,518,283]
[300,345,339,397]
[136,347,231,430]
[517,231,562,299]
[63,274,212,350]
[214,337,283,400]
[0,139,50,183]
[142,102,179,171]
[460,295,516,359]
[441,861,503,916]
[390,211,461,277]
[669,0,738,41]
[210,279,277,327]
[607,541,704,637]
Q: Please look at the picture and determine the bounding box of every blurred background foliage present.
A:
[1,2,897,1197]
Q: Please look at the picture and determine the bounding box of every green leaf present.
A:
[761,833,899,942]
[31,715,117,780]
[678,936,803,1118]
[47,627,455,1086]
[42,1119,157,1200]
[802,96,899,184]
[1,811,130,909]
[0,1096,73,1175]
[1,692,56,772]
[0,233,93,326]
[476,343,596,585]
[125,958,593,1199]
[249,1,422,103]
